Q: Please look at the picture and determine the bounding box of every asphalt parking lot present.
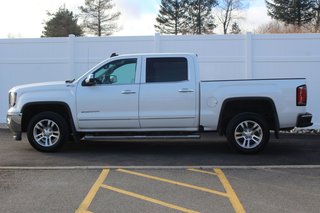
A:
[1,129,320,213]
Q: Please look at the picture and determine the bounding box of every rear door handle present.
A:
[178,88,194,93]
[121,90,136,95]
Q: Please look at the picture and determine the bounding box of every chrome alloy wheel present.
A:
[33,119,61,147]
[234,120,263,149]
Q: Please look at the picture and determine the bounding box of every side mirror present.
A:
[84,74,96,86]
[109,75,117,84]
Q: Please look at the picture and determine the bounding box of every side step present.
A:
[82,134,201,141]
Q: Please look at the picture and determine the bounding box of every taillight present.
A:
[296,85,307,106]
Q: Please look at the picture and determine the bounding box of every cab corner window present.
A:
[93,58,137,85]
[146,57,188,83]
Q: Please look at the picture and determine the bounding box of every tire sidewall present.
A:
[27,112,68,152]
[226,113,269,154]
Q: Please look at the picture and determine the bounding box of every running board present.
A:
[82,135,201,141]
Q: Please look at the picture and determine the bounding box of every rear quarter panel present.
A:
[200,79,306,130]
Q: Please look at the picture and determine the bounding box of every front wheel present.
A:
[226,113,269,154]
[27,112,69,152]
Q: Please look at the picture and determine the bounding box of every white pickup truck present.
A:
[7,53,312,153]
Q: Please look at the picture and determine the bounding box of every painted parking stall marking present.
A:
[76,168,246,213]
[100,184,199,213]
[190,168,246,213]
[75,169,110,213]
[117,169,229,197]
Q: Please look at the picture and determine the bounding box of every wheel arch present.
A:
[217,97,280,138]
[21,101,76,135]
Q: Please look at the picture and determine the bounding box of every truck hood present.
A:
[9,81,72,94]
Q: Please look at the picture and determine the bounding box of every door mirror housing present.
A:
[109,75,117,84]
[83,74,96,86]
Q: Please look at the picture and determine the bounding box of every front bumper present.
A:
[7,112,22,140]
[296,112,313,128]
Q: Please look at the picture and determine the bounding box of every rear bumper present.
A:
[296,113,313,128]
[6,112,22,140]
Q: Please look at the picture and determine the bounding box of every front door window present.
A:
[94,58,137,85]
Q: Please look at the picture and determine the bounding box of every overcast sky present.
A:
[0,0,270,38]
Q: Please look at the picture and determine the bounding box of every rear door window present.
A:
[146,57,188,83]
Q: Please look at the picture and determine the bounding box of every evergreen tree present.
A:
[230,21,241,34]
[79,0,121,36]
[42,6,83,37]
[185,0,218,34]
[266,0,315,26]
[155,0,188,35]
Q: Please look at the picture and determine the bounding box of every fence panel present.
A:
[1,33,319,128]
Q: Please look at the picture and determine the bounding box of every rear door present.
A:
[139,56,197,129]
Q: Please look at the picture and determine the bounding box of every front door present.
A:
[76,57,141,130]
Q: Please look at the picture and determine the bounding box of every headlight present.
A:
[9,92,17,107]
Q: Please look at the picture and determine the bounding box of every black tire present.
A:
[226,113,269,154]
[27,112,69,152]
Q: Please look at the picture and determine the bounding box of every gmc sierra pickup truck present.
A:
[7,53,312,153]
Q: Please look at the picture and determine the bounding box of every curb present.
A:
[0,123,8,129]
[1,165,320,170]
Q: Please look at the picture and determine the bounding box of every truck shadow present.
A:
[52,134,320,167]
[2,129,320,167]
[60,140,234,166]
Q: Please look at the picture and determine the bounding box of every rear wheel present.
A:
[226,113,269,154]
[27,112,69,152]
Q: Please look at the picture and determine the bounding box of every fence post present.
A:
[245,32,253,79]
[68,34,76,78]
[154,33,161,53]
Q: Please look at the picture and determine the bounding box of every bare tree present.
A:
[79,0,121,36]
[313,0,320,32]
[217,0,246,34]
[255,21,308,34]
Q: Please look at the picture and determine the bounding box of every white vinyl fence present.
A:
[0,33,319,128]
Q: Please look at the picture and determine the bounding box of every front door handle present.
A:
[178,88,194,93]
[121,90,136,95]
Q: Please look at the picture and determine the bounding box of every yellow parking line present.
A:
[75,169,110,213]
[117,169,228,198]
[214,169,246,213]
[188,168,218,176]
[101,184,199,213]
